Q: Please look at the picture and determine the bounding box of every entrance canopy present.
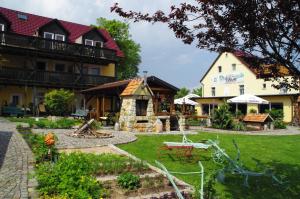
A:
[175,97,198,105]
[227,94,269,104]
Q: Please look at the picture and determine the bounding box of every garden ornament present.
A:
[155,160,204,199]
[207,139,284,187]
[44,132,55,146]
[163,132,212,149]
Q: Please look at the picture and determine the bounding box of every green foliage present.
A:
[175,87,190,99]
[266,108,284,120]
[96,18,141,80]
[9,117,81,129]
[232,121,246,131]
[192,87,202,97]
[36,153,109,199]
[266,109,286,129]
[44,89,74,116]
[212,104,234,129]
[95,154,149,175]
[117,172,141,190]
[273,120,287,129]
[17,127,58,163]
[249,108,257,114]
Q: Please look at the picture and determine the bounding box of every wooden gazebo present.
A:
[81,76,179,122]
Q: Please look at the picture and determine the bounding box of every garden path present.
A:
[32,129,137,149]
[0,118,34,199]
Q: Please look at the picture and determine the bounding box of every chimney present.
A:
[143,71,148,87]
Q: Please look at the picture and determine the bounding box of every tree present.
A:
[95,18,141,80]
[192,87,202,97]
[111,1,300,89]
[44,89,74,116]
[175,87,190,99]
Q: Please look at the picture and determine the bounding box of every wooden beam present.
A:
[96,96,100,121]
[154,97,159,115]
[102,95,105,116]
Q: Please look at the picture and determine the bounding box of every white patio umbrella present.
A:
[227,94,269,104]
[174,97,198,105]
[183,93,200,99]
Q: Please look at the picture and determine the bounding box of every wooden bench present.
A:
[2,106,24,117]
[71,109,88,119]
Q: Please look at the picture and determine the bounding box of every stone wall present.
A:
[119,96,156,132]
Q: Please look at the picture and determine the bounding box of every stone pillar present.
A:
[166,118,171,132]
[179,115,186,131]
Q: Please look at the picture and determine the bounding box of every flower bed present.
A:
[9,117,82,129]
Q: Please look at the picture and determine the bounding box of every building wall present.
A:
[197,52,298,123]
[100,63,115,77]
[201,52,298,97]
[196,96,293,123]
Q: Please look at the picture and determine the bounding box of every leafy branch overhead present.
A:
[111,1,300,89]
[95,18,141,80]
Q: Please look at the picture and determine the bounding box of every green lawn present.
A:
[119,132,300,199]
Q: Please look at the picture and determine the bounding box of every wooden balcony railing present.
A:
[0,66,115,88]
[0,31,118,61]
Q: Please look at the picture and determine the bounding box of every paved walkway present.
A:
[32,129,137,149]
[0,118,34,199]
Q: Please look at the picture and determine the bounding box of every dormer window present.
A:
[95,41,104,48]
[55,34,65,41]
[0,24,5,31]
[85,39,103,47]
[44,32,54,40]
[85,39,93,46]
[44,32,65,41]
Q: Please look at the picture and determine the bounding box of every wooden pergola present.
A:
[81,76,179,120]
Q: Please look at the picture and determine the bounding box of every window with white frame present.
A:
[280,84,288,94]
[239,85,244,95]
[232,64,236,71]
[0,24,4,31]
[218,66,222,73]
[55,34,65,41]
[211,87,216,96]
[44,32,54,40]
[85,39,94,46]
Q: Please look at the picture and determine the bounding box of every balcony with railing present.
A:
[0,31,118,61]
[0,66,115,88]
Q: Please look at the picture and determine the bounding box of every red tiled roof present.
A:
[120,79,143,96]
[243,114,273,123]
[0,7,124,57]
[233,50,291,77]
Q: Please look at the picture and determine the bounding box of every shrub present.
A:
[211,103,234,129]
[273,119,287,129]
[117,172,141,190]
[249,108,257,114]
[44,89,74,116]
[232,121,246,131]
[36,153,109,199]
[266,108,284,120]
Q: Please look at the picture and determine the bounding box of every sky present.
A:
[0,0,218,90]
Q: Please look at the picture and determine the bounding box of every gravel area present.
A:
[0,118,35,199]
[32,129,137,149]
